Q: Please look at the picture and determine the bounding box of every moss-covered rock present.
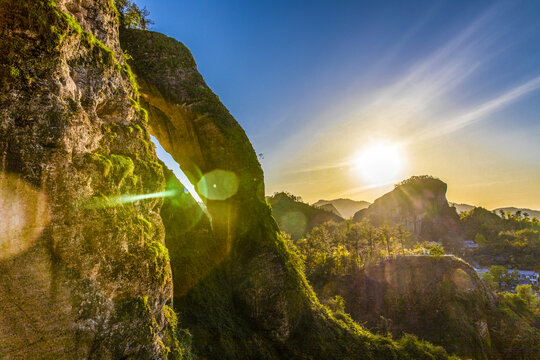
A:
[0,1,178,358]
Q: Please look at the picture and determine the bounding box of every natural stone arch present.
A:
[120,29,271,262]
[120,29,453,360]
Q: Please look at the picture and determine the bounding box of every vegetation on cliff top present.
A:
[267,192,344,240]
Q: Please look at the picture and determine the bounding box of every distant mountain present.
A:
[352,175,463,250]
[317,203,342,217]
[268,192,344,239]
[449,202,475,213]
[450,203,540,220]
[493,207,540,219]
[313,198,370,219]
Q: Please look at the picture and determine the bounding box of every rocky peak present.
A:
[353,176,463,247]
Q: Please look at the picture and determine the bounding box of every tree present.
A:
[396,225,411,255]
[429,246,444,257]
[487,265,519,291]
[359,219,377,258]
[474,233,487,245]
[379,224,393,256]
[345,222,368,266]
[115,0,154,30]
[516,284,539,309]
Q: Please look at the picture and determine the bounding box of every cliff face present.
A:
[0,1,178,358]
[120,29,452,359]
[316,256,494,360]
[353,176,463,248]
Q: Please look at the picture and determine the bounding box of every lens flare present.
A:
[280,211,307,236]
[197,170,239,201]
[85,189,179,209]
[0,173,50,259]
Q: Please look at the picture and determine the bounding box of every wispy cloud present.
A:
[265,2,540,204]
[324,181,396,200]
[412,74,540,142]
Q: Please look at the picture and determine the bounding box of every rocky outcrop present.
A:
[120,29,453,359]
[315,255,495,360]
[268,192,344,240]
[0,1,179,358]
[353,176,463,250]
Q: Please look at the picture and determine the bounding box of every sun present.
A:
[354,142,404,185]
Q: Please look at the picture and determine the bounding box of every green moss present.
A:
[137,214,153,231]
[91,153,113,176]
[164,305,178,329]
[110,154,135,181]
[163,304,195,360]
[9,66,20,78]
[113,296,163,349]
[90,153,135,184]
[115,295,152,321]
[125,63,140,96]
[144,241,170,286]
[145,240,168,259]
[1,0,145,116]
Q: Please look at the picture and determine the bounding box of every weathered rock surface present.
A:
[353,176,463,250]
[0,1,178,358]
[121,29,453,360]
[315,255,494,360]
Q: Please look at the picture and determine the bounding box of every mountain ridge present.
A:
[313,198,370,219]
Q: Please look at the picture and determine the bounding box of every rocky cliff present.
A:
[315,256,494,360]
[0,1,181,358]
[353,176,463,250]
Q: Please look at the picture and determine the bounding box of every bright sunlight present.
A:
[354,142,404,185]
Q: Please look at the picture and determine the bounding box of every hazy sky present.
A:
[138,0,540,209]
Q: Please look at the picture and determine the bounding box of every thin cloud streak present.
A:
[325,181,396,200]
[411,73,540,143]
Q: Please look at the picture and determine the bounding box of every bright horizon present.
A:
[140,0,540,210]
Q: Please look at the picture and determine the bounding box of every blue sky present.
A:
[139,0,540,209]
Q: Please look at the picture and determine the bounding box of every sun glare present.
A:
[354,142,404,185]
